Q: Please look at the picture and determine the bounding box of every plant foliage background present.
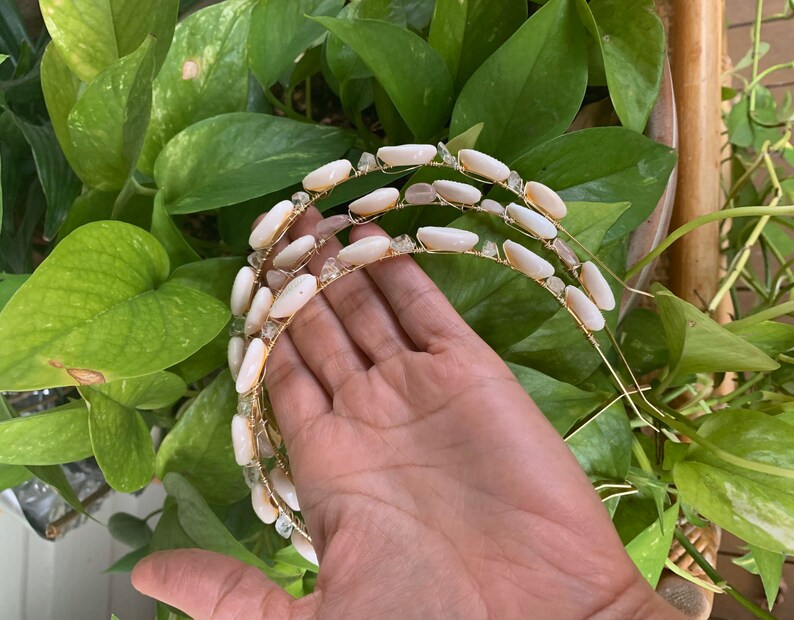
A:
[0,0,792,616]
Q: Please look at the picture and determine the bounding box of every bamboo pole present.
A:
[668,0,725,308]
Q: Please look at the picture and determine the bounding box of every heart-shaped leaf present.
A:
[67,36,156,190]
[653,284,778,382]
[625,503,678,587]
[140,0,253,175]
[313,16,453,140]
[586,0,665,132]
[154,112,354,214]
[449,0,587,162]
[0,221,229,391]
[81,371,185,492]
[250,0,344,90]
[512,127,677,241]
[428,0,526,93]
[40,0,178,81]
[0,401,92,465]
[156,370,248,504]
[673,410,794,554]
[40,44,82,175]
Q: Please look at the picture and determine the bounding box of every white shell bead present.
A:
[235,338,267,394]
[565,286,606,332]
[269,274,318,319]
[249,200,293,250]
[349,187,400,216]
[377,144,437,166]
[480,199,505,215]
[503,240,555,279]
[458,149,510,182]
[271,467,300,511]
[230,266,256,315]
[244,287,274,335]
[525,181,567,219]
[272,235,316,270]
[581,261,616,311]
[432,180,482,205]
[291,531,318,565]
[417,226,479,252]
[506,203,557,240]
[337,236,391,266]
[302,159,352,192]
[231,414,255,465]
[227,336,245,380]
[252,483,279,524]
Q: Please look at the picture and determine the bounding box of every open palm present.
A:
[133,208,681,619]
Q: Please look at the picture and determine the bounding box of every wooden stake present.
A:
[668,0,725,308]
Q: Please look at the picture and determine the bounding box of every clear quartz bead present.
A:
[357,152,377,172]
[437,142,456,166]
[291,191,310,207]
[404,183,437,205]
[243,464,260,488]
[546,276,565,297]
[254,419,275,458]
[507,171,523,193]
[552,238,580,268]
[266,270,287,290]
[237,397,254,417]
[262,320,279,340]
[320,257,342,283]
[247,250,267,269]
[228,316,245,336]
[390,234,416,254]
[275,511,294,538]
[481,240,499,258]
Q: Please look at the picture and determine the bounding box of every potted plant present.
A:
[0,1,791,618]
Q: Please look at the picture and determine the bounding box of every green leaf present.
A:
[653,284,778,382]
[0,273,27,310]
[168,257,246,303]
[67,36,156,190]
[619,308,669,375]
[507,362,608,435]
[154,112,353,214]
[27,463,88,515]
[105,545,149,573]
[749,544,784,610]
[0,221,229,391]
[40,0,178,81]
[428,0,526,93]
[449,0,587,162]
[313,16,453,140]
[587,0,665,132]
[250,0,344,89]
[57,190,116,240]
[40,44,82,176]
[673,410,794,554]
[156,371,248,504]
[0,463,32,490]
[150,501,196,553]
[108,512,154,548]
[323,0,406,115]
[0,401,93,465]
[566,400,632,484]
[512,127,677,241]
[726,320,794,358]
[164,472,303,584]
[140,0,253,175]
[81,372,185,492]
[151,192,200,272]
[168,329,228,384]
[13,117,82,241]
[625,503,678,587]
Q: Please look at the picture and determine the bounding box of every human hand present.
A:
[133,208,684,619]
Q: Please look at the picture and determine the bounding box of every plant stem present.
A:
[708,150,783,312]
[631,436,655,475]
[749,0,764,113]
[132,178,158,197]
[625,205,794,279]
[673,529,778,619]
[265,89,307,122]
[304,78,312,120]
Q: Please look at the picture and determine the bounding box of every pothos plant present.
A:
[0,0,791,618]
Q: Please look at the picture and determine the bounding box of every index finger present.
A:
[349,223,476,353]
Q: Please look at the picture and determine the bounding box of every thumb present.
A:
[132,549,305,619]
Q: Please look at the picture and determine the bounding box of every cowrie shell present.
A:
[581,261,616,311]
[271,467,300,511]
[503,240,555,279]
[269,274,318,319]
[432,180,482,205]
[291,531,318,565]
[231,414,255,465]
[458,149,510,182]
[302,159,352,192]
[337,236,391,266]
[417,226,479,252]
[272,235,316,270]
[506,203,557,240]
[249,200,293,250]
[244,287,274,335]
[230,266,256,315]
[565,286,605,332]
[377,144,437,166]
[252,483,279,524]
[235,338,267,394]
[524,181,567,219]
